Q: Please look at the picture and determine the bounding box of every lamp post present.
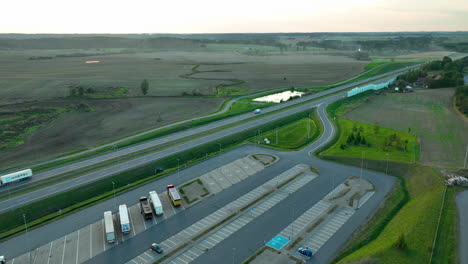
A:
[177,158,180,178]
[112,182,116,211]
[386,153,389,175]
[23,214,31,264]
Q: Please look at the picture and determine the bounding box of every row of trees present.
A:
[397,56,467,89]
[339,125,410,152]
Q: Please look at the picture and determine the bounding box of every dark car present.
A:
[298,247,313,257]
[155,168,165,174]
[151,243,163,254]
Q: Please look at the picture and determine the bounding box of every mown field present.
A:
[336,163,446,264]
[248,114,320,150]
[321,119,418,163]
[345,89,468,167]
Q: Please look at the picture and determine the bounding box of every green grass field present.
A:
[336,165,445,264]
[321,119,418,163]
[249,116,320,150]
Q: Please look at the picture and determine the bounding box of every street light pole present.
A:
[360,152,364,180]
[112,182,116,211]
[23,214,31,264]
[386,153,389,175]
[177,158,180,178]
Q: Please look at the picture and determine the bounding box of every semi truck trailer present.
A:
[0,169,32,186]
[149,191,164,216]
[103,211,115,243]
[118,204,130,234]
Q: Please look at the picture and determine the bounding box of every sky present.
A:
[2,0,467,33]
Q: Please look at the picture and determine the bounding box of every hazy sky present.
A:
[2,0,467,33]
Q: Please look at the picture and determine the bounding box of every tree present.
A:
[78,87,84,96]
[141,79,149,95]
[361,136,367,146]
[374,122,380,135]
[394,234,408,250]
[408,127,411,133]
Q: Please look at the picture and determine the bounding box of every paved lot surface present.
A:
[124,164,316,264]
[457,190,468,264]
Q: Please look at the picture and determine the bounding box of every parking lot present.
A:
[10,190,184,264]
[126,164,318,264]
[8,155,273,264]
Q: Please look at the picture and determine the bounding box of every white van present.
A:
[149,191,164,216]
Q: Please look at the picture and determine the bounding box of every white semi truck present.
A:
[0,169,32,186]
[118,204,130,234]
[149,191,164,216]
[104,211,115,243]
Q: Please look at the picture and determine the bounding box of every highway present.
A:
[0,69,403,263]
[0,65,417,213]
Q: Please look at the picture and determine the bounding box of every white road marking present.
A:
[90,224,93,258]
[76,230,80,264]
[61,235,67,264]
[47,242,53,264]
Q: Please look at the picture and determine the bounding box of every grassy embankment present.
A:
[318,91,456,264]
[0,108,315,241]
[247,108,321,150]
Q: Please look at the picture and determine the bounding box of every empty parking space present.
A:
[278,200,331,240]
[62,231,79,263]
[303,207,355,253]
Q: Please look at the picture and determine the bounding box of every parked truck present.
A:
[0,169,32,186]
[118,204,130,234]
[166,185,182,207]
[103,211,115,243]
[149,191,164,216]
[139,196,153,219]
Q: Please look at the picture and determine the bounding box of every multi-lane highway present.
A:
[0,65,417,213]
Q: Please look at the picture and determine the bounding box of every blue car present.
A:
[298,247,313,257]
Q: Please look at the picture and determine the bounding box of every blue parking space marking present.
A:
[266,235,290,250]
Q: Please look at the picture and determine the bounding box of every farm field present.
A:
[345,88,468,167]
[0,50,366,104]
[191,53,367,92]
[0,97,223,168]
